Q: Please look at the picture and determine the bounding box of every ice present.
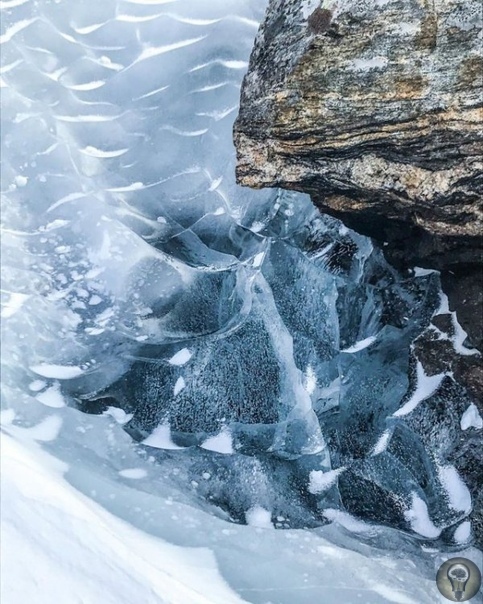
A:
[1,0,481,601]
[460,403,483,430]
[119,468,148,479]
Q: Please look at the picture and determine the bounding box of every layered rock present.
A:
[234,0,483,366]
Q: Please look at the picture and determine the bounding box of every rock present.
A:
[234,0,482,390]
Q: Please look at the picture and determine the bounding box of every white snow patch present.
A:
[2,434,245,604]
[173,377,186,396]
[435,291,450,315]
[142,424,184,450]
[201,429,233,455]
[14,175,28,187]
[371,430,392,456]
[24,416,63,442]
[168,348,192,366]
[437,465,472,513]
[404,493,441,539]
[245,505,273,529]
[451,312,479,356]
[119,468,148,480]
[342,336,377,353]
[1,292,29,318]
[0,409,16,425]
[36,383,66,409]
[309,467,345,494]
[393,362,445,417]
[103,407,133,425]
[460,403,483,430]
[454,521,472,544]
[252,252,265,268]
[304,365,317,395]
[30,364,84,379]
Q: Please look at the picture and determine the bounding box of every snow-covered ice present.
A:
[1,0,481,602]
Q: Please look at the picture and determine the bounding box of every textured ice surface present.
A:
[1,1,481,602]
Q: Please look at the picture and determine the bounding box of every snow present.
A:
[245,506,273,529]
[460,403,483,430]
[2,434,244,604]
[308,467,345,494]
[103,407,134,425]
[437,465,472,514]
[200,429,234,454]
[0,421,447,604]
[341,336,377,353]
[30,364,85,379]
[1,1,478,601]
[252,252,265,268]
[454,521,472,544]
[323,509,374,534]
[143,424,185,450]
[28,380,47,392]
[371,430,391,456]
[393,362,445,417]
[168,349,193,366]
[1,292,29,318]
[403,493,441,539]
[36,383,66,409]
[174,376,186,395]
[434,293,479,356]
[304,365,317,394]
[450,312,479,356]
[22,415,64,442]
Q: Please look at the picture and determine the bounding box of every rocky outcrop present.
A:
[234,0,482,393]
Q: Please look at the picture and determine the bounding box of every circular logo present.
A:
[436,557,482,602]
